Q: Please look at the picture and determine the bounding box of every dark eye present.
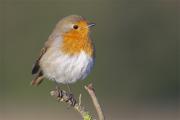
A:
[73,25,79,29]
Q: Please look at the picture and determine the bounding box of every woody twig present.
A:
[85,83,105,120]
[50,83,105,120]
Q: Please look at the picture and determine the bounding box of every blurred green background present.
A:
[0,0,178,120]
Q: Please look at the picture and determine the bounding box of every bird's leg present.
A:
[66,93,76,106]
[66,83,76,106]
[54,82,63,99]
[66,83,71,93]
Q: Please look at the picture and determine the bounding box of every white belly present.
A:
[40,50,94,84]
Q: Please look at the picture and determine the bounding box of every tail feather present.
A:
[31,76,44,86]
[31,71,44,86]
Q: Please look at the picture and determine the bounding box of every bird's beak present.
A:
[88,23,96,27]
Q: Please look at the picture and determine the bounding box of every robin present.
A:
[31,15,95,90]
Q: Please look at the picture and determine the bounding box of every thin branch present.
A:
[50,83,105,120]
[85,83,105,120]
[50,88,93,120]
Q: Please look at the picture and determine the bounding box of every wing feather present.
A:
[32,47,47,74]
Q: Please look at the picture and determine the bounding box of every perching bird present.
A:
[31,15,95,87]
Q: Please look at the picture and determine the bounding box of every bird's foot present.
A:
[67,93,76,107]
[54,86,63,99]
[54,86,76,106]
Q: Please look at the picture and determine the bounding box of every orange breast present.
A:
[61,29,94,57]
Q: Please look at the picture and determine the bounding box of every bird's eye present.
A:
[73,25,79,29]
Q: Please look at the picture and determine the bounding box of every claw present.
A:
[54,86,76,106]
[55,86,63,100]
[68,93,76,106]
[58,89,63,98]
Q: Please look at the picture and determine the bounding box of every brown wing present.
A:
[32,34,56,75]
[32,47,47,74]
[31,47,47,86]
[31,31,55,86]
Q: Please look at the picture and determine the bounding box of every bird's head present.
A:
[55,15,95,37]
[54,15,95,56]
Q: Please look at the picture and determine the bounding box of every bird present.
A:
[31,15,95,89]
